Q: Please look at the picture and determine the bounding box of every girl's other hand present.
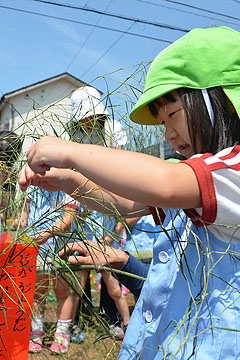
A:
[59,240,129,269]
[19,165,74,193]
[19,163,35,191]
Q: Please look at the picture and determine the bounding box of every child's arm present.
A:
[58,240,149,298]
[101,220,125,245]
[20,166,148,217]
[12,202,30,229]
[20,136,201,212]
[49,205,76,236]
[124,216,142,228]
[31,205,77,245]
[103,216,141,245]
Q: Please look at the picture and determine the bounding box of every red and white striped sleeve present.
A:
[182,145,240,242]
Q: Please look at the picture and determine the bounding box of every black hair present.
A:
[0,130,22,167]
[180,87,240,154]
[148,87,240,155]
[148,93,177,118]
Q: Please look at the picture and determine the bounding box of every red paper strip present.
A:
[0,232,38,360]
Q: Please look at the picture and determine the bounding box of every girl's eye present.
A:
[169,112,176,118]
[169,108,182,117]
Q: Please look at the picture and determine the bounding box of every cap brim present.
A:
[222,85,240,120]
[130,84,182,125]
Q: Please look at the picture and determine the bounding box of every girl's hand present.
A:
[26,136,75,175]
[19,164,74,192]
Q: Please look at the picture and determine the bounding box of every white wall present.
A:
[1,78,79,154]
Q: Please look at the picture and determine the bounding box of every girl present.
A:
[20,26,240,359]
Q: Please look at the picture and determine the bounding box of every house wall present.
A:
[1,78,82,154]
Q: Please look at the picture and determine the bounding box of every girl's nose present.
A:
[164,126,178,142]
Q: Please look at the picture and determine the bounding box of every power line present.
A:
[137,0,240,28]
[80,22,136,79]
[66,0,113,71]
[160,0,240,23]
[29,0,189,32]
[0,5,173,43]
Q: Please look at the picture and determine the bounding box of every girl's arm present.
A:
[116,253,149,298]
[19,166,149,217]
[20,136,201,212]
[31,205,77,245]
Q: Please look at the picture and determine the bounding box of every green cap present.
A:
[130,26,240,125]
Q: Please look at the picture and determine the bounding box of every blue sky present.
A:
[1,0,240,100]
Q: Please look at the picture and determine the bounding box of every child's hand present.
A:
[12,216,27,229]
[101,234,113,245]
[26,136,74,175]
[31,230,52,245]
[19,164,74,192]
[59,240,129,269]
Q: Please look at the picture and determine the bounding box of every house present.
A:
[0,73,96,153]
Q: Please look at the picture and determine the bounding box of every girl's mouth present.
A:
[177,144,192,157]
